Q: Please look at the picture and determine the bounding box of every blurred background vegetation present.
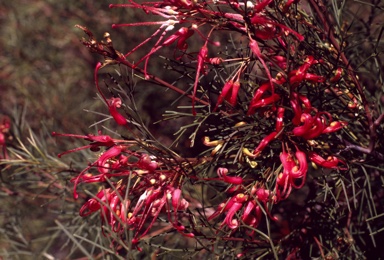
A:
[1,1,120,135]
[0,0,383,259]
[0,1,121,258]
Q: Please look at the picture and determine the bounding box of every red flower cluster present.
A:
[53,131,192,249]
[276,147,308,200]
[79,184,192,250]
[209,168,275,235]
[108,0,307,115]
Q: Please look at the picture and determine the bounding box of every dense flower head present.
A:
[79,183,193,245]
[53,130,194,247]
[208,182,276,236]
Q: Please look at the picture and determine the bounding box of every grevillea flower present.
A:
[253,131,277,156]
[192,45,209,116]
[253,186,275,205]
[136,154,158,171]
[217,167,243,185]
[208,184,276,233]
[219,193,248,230]
[291,149,308,178]
[53,132,131,199]
[80,188,113,217]
[248,93,281,115]
[108,97,127,126]
[163,27,194,53]
[126,185,193,241]
[322,121,348,134]
[289,56,322,87]
[215,80,241,110]
[308,151,347,170]
[52,131,130,157]
[249,39,274,93]
[291,92,312,113]
[271,55,287,70]
[167,187,194,237]
[251,12,304,42]
[80,187,129,233]
[292,113,320,139]
[292,112,347,139]
[246,77,286,116]
[276,148,308,200]
[301,115,326,140]
[290,96,303,126]
[241,200,262,229]
[330,67,343,83]
[215,80,234,110]
[92,62,128,126]
[241,186,276,236]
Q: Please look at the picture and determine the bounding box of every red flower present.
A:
[137,154,158,171]
[292,113,316,137]
[253,131,277,156]
[330,67,343,83]
[289,56,321,87]
[209,185,275,233]
[79,188,113,217]
[276,107,285,133]
[322,121,348,134]
[217,167,243,185]
[192,45,209,116]
[214,78,241,108]
[167,186,191,237]
[215,80,234,110]
[247,93,281,115]
[291,150,308,178]
[80,188,129,233]
[292,111,347,139]
[276,148,308,200]
[308,151,347,170]
[52,131,124,156]
[220,193,248,230]
[163,27,194,53]
[108,97,127,126]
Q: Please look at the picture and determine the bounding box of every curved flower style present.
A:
[217,167,243,185]
[208,186,276,235]
[276,148,308,201]
[292,112,348,140]
[308,151,347,170]
[108,97,127,126]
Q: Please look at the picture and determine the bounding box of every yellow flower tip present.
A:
[234,121,247,127]
[242,148,256,158]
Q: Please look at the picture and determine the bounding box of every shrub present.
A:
[1,0,383,259]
